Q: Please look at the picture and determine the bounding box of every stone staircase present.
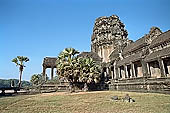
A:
[57,84,69,92]
[163,84,170,91]
[40,84,58,93]
[40,82,70,93]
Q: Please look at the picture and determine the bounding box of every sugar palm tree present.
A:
[56,48,79,77]
[78,57,101,86]
[12,56,29,88]
[56,48,79,92]
[63,48,79,63]
[56,48,101,91]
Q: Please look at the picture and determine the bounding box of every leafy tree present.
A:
[56,48,101,92]
[30,74,43,85]
[12,56,29,88]
[0,79,31,88]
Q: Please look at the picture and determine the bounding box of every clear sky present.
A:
[0,0,170,81]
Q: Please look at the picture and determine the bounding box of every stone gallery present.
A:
[43,15,170,93]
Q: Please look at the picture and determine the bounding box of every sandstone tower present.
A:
[91,15,129,63]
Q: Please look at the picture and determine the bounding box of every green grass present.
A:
[0,91,170,113]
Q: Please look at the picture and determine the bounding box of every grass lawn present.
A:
[0,91,170,113]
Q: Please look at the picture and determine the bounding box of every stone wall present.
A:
[109,77,170,94]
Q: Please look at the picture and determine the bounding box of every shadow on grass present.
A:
[0,93,17,98]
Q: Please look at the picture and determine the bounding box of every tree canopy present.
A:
[56,48,101,91]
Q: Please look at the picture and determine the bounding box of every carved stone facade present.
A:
[91,15,129,63]
[91,15,170,93]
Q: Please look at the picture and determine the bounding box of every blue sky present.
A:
[0,0,170,81]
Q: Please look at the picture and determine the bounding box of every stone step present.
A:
[41,89,57,93]
[40,84,57,89]
[57,86,69,91]
[57,90,69,92]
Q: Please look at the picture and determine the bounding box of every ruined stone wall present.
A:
[91,15,128,63]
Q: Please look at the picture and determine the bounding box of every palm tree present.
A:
[78,57,101,90]
[56,48,101,91]
[56,48,79,76]
[12,56,29,88]
[56,48,79,92]
[63,48,79,63]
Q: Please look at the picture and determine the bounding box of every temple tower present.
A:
[91,15,128,63]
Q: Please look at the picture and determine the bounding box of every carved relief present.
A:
[91,15,129,62]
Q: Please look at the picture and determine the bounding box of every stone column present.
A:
[51,67,54,80]
[141,60,148,77]
[118,67,121,79]
[146,62,151,77]
[131,63,135,78]
[115,66,119,80]
[158,58,166,77]
[106,67,110,76]
[125,65,128,78]
[43,66,46,81]
[113,61,117,79]
[111,66,114,79]
[121,66,125,79]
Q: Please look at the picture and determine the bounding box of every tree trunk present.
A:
[69,81,75,93]
[83,83,88,92]
[19,65,23,88]
[18,70,22,88]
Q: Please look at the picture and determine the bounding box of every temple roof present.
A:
[145,47,170,62]
[78,52,102,64]
[122,37,147,55]
[117,53,141,66]
[43,57,57,68]
[150,30,170,49]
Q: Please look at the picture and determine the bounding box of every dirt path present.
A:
[40,91,108,97]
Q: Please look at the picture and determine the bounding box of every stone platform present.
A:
[109,77,170,94]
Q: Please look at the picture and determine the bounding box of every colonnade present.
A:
[42,66,55,81]
[104,57,170,80]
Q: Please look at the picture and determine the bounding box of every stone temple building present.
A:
[90,15,170,93]
[42,57,57,80]
[43,15,170,93]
